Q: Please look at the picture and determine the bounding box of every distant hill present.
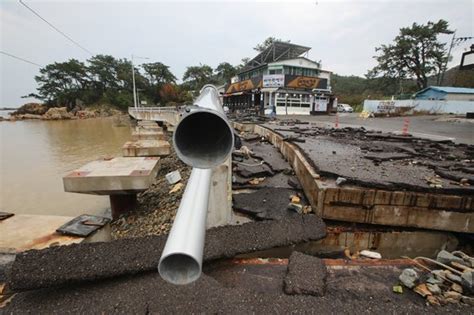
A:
[332,66,473,108]
[427,66,474,88]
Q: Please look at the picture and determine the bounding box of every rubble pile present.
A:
[232,132,310,220]
[111,144,191,239]
[397,250,474,306]
[227,110,273,124]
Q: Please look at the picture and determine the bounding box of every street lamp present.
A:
[131,54,149,109]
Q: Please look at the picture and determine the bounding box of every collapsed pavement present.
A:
[3,117,474,312]
[268,123,474,194]
[233,121,473,234]
[5,253,473,313]
[6,215,325,292]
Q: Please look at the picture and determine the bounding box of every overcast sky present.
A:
[1,0,472,107]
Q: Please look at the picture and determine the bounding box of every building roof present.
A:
[416,86,474,95]
[240,41,311,73]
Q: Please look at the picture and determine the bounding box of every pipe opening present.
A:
[174,111,234,168]
[158,253,201,285]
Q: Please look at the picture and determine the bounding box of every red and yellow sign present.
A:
[287,76,321,89]
[225,79,254,94]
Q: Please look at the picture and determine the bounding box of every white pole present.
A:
[158,167,212,285]
[131,54,137,110]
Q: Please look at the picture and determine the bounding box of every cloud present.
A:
[1,0,472,106]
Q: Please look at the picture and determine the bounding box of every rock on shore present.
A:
[5,103,124,121]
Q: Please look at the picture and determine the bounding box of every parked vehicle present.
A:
[337,103,353,113]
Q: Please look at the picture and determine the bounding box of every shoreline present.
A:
[0,107,126,122]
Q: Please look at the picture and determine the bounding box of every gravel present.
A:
[111,138,191,239]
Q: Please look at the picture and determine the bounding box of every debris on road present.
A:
[397,251,474,306]
[169,182,184,194]
[399,268,419,289]
[284,251,327,296]
[165,170,181,184]
[360,250,382,259]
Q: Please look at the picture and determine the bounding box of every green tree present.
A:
[28,59,89,109]
[142,62,176,104]
[87,55,120,93]
[215,62,237,83]
[370,19,453,90]
[182,64,214,90]
[142,62,176,85]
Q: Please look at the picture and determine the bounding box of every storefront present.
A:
[223,42,333,115]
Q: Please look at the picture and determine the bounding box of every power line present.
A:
[19,0,94,56]
[0,51,43,67]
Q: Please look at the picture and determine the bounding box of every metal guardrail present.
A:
[128,106,178,113]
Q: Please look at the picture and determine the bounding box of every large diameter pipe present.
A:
[158,168,212,285]
[173,84,234,169]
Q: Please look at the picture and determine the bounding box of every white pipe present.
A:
[173,84,234,169]
[158,168,212,285]
[159,84,234,285]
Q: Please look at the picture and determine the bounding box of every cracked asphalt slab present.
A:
[5,262,472,314]
[265,124,474,195]
[280,114,474,145]
[7,215,326,292]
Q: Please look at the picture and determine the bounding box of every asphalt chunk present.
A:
[245,141,291,172]
[233,187,307,220]
[284,251,327,296]
[234,162,274,178]
[7,215,326,291]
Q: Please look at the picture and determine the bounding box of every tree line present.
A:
[25,55,244,110]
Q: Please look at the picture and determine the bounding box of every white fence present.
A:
[363,99,474,115]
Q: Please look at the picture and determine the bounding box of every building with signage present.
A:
[223,42,333,115]
[414,86,474,101]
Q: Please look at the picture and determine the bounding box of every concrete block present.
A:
[464,197,473,210]
[207,158,232,228]
[391,192,405,205]
[131,130,165,141]
[374,190,392,205]
[63,157,160,195]
[415,194,432,208]
[403,192,418,207]
[323,188,339,204]
[362,190,376,206]
[432,195,463,210]
[122,140,170,157]
[338,189,364,205]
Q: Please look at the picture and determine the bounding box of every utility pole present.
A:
[440,32,456,86]
[131,55,137,110]
[131,54,149,110]
[440,33,473,85]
